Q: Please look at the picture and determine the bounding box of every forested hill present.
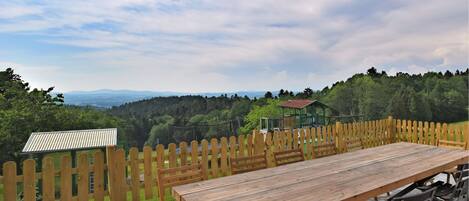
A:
[321,68,468,122]
[108,68,468,148]
[1,67,467,164]
[109,95,253,146]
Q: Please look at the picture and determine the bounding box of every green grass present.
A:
[449,120,468,129]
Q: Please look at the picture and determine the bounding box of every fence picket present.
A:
[180,142,188,167]
[94,151,105,201]
[143,146,153,199]
[3,161,16,201]
[238,135,245,157]
[191,141,199,165]
[77,154,89,201]
[130,148,140,201]
[201,140,209,179]
[220,137,228,176]
[60,155,72,201]
[168,143,177,169]
[42,157,55,201]
[23,159,36,201]
[229,136,237,159]
[247,134,253,156]
[293,129,299,149]
[210,138,219,178]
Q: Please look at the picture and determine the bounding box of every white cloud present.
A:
[0,0,466,92]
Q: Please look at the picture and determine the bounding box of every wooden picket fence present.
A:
[0,117,467,201]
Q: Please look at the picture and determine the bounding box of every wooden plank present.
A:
[105,146,116,200]
[191,141,199,165]
[178,144,469,201]
[423,121,429,145]
[254,131,265,155]
[77,154,89,201]
[286,130,292,150]
[156,144,165,169]
[247,134,253,156]
[412,120,418,143]
[293,129,299,149]
[257,149,467,201]
[305,128,312,159]
[210,138,219,178]
[115,149,127,201]
[264,132,274,167]
[418,121,423,144]
[129,148,140,201]
[3,161,16,201]
[220,137,229,176]
[201,140,209,180]
[168,143,177,169]
[238,135,245,157]
[42,157,55,201]
[60,155,72,201]
[396,119,402,142]
[93,151,105,201]
[229,136,237,159]
[180,142,188,167]
[429,122,435,146]
[155,143,165,198]
[299,129,305,154]
[143,146,153,199]
[406,120,412,143]
[23,159,36,201]
[173,143,428,197]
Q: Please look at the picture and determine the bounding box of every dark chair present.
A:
[273,148,305,166]
[345,137,364,152]
[156,164,206,201]
[437,177,468,201]
[230,152,268,175]
[390,187,436,201]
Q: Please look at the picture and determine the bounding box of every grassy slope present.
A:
[449,120,468,128]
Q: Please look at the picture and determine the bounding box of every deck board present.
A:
[173,143,469,201]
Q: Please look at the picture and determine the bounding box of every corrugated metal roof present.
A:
[22,128,117,153]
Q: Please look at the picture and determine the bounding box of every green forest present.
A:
[0,67,467,165]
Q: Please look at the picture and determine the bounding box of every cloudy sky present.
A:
[0,0,467,92]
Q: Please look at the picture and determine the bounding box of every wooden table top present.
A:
[172,143,469,201]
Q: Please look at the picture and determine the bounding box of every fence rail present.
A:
[1,117,467,201]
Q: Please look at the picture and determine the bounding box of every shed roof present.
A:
[22,128,117,154]
[279,99,316,109]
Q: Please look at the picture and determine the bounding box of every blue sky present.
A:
[0,0,467,92]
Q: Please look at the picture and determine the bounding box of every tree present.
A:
[240,99,281,133]
[0,68,126,165]
[264,91,273,99]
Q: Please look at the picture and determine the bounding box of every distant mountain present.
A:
[62,89,267,108]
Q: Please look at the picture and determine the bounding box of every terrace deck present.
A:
[173,142,469,201]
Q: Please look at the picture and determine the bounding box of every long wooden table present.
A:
[172,143,469,201]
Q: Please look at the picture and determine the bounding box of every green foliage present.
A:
[111,95,252,147]
[0,68,127,165]
[322,68,468,122]
[146,115,175,146]
[240,99,281,133]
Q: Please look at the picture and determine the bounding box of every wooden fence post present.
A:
[335,121,343,153]
[60,155,72,201]
[77,154,89,201]
[93,151,105,201]
[23,159,36,201]
[143,146,153,199]
[129,148,140,201]
[387,116,395,143]
[42,157,55,201]
[3,161,16,201]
